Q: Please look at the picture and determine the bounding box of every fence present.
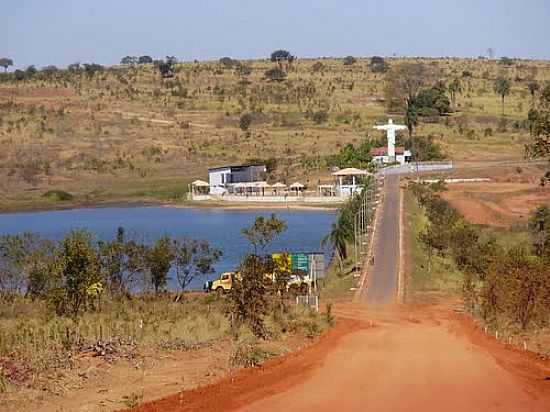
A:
[296,295,319,312]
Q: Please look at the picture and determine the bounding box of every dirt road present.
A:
[132,304,550,412]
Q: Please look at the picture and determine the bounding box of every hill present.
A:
[1,56,549,211]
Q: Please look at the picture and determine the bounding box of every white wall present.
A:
[209,168,231,194]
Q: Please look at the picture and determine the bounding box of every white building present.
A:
[208,164,267,195]
[332,168,371,197]
[371,146,412,165]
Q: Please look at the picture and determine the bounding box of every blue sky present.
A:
[2,0,550,69]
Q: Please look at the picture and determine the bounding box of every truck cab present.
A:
[205,272,234,294]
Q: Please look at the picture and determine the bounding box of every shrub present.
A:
[264,68,287,82]
[42,190,74,201]
[311,110,329,124]
[239,113,253,131]
[343,56,356,66]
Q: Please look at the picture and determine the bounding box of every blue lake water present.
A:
[0,207,336,290]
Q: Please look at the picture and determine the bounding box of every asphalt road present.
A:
[363,174,400,304]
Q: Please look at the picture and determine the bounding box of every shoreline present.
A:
[0,198,339,215]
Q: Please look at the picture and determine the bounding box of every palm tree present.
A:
[494,78,511,115]
[322,221,351,271]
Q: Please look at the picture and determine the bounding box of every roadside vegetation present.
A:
[408,180,550,350]
[0,216,330,405]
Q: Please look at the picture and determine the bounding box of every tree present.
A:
[146,236,174,293]
[370,56,389,73]
[494,78,511,115]
[241,214,287,254]
[528,206,550,257]
[82,63,103,78]
[25,65,37,79]
[406,135,445,161]
[321,221,350,270]
[0,58,13,72]
[172,239,222,291]
[157,61,174,78]
[54,230,102,317]
[229,254,272,337]
[120,56,137,65]
[405,100,418,137]
[384,63,435,113]
[270,50,294,64]
[138,55,153,64]
[343,56,357,66]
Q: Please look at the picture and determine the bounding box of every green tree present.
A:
[55,230,102,317]
[138,55,153,64]
[120,56,137,65]
[321,221,350,270]
[146,236,174,293]
[229,254,272,337]
[494,78,511,115]
[172,239,222,291]
[0,58,13,72]
[241,214,287,254]
[270,50,294,64]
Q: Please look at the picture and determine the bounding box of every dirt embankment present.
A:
[126,303,550,412]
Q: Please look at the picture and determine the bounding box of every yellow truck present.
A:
[204,252,324,295]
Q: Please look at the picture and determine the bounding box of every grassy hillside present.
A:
[1,56,549,210]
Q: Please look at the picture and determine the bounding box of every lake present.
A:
[0,207,336,290]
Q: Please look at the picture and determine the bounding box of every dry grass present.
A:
[1,57,549,210]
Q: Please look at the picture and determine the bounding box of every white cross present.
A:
[374,119,407,158]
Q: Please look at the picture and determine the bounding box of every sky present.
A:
[2,0,550,69]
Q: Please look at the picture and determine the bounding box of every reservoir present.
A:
[0,207,336,290]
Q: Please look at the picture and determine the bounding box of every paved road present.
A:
[362,174,400,304]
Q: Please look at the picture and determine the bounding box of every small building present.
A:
[208,164,267,195]
[371,146,412,166]
[332,167,371,197]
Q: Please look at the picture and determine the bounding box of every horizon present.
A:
[2,0,550,70]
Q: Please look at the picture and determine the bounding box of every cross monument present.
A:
[374,119,407,159]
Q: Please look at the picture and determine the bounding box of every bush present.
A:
[42,190,74,201]
[230,338,274,367]
[264,67,287,82]
[239,113,253,131]
[343,56,356,66]
[311,110,329,124]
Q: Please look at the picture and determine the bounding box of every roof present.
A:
[208,164,266,172]
[332,167,371,176]
[191,179,209,187]
[371,146,407,156]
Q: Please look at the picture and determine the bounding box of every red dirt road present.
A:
[129,303,550,412]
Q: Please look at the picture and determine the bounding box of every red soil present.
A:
[125,303,550,412]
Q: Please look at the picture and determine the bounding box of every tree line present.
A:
[410,181,550,331]
[0,228,221,317]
